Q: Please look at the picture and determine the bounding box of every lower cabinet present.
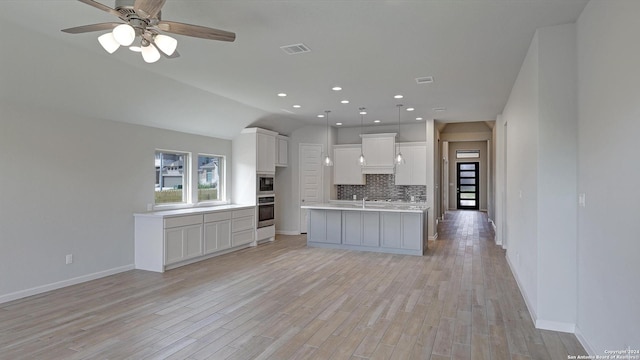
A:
[134,206,256,272]
[306,208,427,256]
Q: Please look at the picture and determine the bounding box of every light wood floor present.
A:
[0,211,586,359]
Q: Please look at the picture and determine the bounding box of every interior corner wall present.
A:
[575,0,640,353]
[502,22,579,333]
[494,115,505,247]
[0,103,232,303]
[502,31,540,320]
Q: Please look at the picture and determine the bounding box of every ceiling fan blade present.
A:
[157,21,236,42]
[134,0,166,19]
[61,22,120,34]
[77,0,121,18]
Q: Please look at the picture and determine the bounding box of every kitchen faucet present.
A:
[362,196,368,207]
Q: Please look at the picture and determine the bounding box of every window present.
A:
[155,151,188,204]
[456,150,480,159]
[197,154,224,202]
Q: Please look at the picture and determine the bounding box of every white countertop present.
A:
[134,204,254,218]
[301,202,428,213]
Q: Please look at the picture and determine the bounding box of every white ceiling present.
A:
[0,0,588,139]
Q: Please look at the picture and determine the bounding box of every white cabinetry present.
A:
[333,145,366,185]
[275,135,288,167]
[361,133,396,174]
[394,143,427,185]
[164,215,203,265]
[135,206,255,272]
[257,132,276,173]
[203,212,232,254]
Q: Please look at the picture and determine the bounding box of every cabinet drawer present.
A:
[164,214,202,229]
[232,208,255,218]
[232,229,255,247]
[232,216,254,232]
[204,211,232,223]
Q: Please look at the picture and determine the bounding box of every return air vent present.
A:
[280,43,311,55]
[415,76,434,84]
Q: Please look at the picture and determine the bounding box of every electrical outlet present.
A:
[578,193,586,208]
[65,254,73,265]
[147,203,153,211]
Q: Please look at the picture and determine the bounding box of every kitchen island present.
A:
[301,202,429,256]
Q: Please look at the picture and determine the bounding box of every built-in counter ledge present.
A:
[301,202,429,213]
[134,204,255,218]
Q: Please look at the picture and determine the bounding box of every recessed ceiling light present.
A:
[416,117,423,121]
[359,111,367,115]
[374,120,381,123]
[332,86,342,91]
[406,107,415,112]
[277,93,287,97]
[341,100,349,104]
[292,105,301,108]
[394,95,404,99]
[433,107,446,112]
[336,122,343,126]
[317,114,325,118]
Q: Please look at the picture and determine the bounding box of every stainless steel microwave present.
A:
[257,174,274,195]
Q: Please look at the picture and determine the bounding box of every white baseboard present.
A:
[0,264,134,305]
[575,326,596,356]
[535,319,575,333]
[428,232,438,241]
[276,230,300,236]
[489,219,501,245]
[506,254,538,325]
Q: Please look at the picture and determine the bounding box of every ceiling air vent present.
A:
[280,43,311,55]
[415,76,434,84]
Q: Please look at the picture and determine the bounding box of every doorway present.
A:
[457,162,479,210]
[299,143,323,233]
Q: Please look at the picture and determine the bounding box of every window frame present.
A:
[196,153,226,205]
[154,149,191,208]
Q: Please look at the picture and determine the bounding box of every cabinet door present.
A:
[363,136,394,167]
[204,220,231,254]
[334,147,366,185]
[276,137,288,167]
[257,133,276,173]
[308,210,342,244]
[380,212,401,249]
[394,145,412,185]
[164,224,203,265]
[362,212,380,247]
[342,211,362,245]
[401,213,422,250]
[412,145,427,185]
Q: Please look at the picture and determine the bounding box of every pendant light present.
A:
[358,107,366,166]
[323,110,333,167]
[395,104,405,165]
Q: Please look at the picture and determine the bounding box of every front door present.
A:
[457,162,479,210]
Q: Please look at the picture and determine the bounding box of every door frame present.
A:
[299,143,324,234]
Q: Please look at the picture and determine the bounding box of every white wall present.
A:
[575,0,640,353]
[0,103,232,303]
[500,22,579,333]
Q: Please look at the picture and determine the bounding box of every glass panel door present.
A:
[457,162,479,210]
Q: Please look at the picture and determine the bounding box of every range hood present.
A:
[360,133,397,174]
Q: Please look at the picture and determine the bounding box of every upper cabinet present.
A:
[394,143,427,186]
[334,145,366,185]
[256,131,276,173]
[275,135,288,167]
[361,133,396,174]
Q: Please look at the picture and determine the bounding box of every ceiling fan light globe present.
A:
[98,33,120,54]
[141,44,161,63]
[154,34,177,56]
[112,24,136,46]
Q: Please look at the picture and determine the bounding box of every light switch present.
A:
[578,193,586,207]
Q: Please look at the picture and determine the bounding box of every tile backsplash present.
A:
[336,174,426,201]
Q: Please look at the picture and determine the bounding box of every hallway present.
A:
[0,211,587,359]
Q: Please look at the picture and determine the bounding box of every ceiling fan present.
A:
[62,0,236,63]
